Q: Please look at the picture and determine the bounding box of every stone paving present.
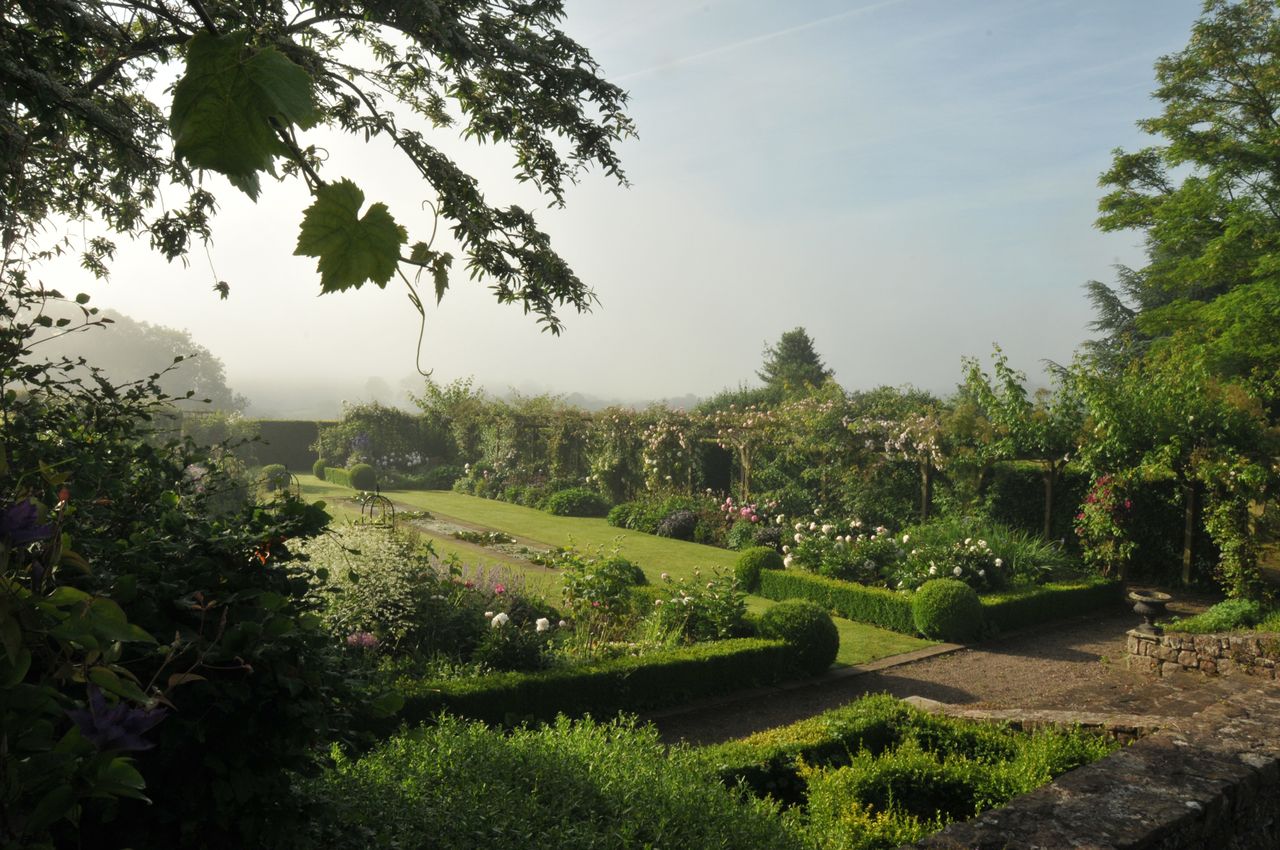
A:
[651,600,1261,746]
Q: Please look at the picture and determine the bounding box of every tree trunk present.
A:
[920,462,934,521]
[1042,464,1060,541]
[739,445,751,503]
[1181,480,1199,586]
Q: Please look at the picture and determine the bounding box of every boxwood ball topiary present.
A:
[349,463,377,490]
[312,458,327,480]
[912,578,984,643]
[735,546,784,592]
[757,599,839,676]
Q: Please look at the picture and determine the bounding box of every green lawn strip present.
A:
[299,478,935,667]
[311,486,557,595]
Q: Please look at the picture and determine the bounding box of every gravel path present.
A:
[651,598,1253,746]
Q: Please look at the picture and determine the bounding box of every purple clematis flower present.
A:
[0,499,53,545]
[67,686,167,752]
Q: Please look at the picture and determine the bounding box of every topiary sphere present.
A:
[757,599,839,676]
[349,463,377,490]
[312,459,327,481]
[734,546,784,592]
[912,578,984,643]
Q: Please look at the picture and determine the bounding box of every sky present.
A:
[36,0,1207,417]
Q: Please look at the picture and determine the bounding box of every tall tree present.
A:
[757,327,833,399]
[33,308,247,412]
[1085,0,1280,385]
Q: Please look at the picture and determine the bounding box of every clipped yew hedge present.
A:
[757,571,914,633]
[758,571,1121,639]
[325,467,353,488]
[980,579,1123,634]
[395,638,798,726]
[253,419,335,469]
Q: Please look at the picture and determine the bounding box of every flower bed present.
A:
[698,694,1118,847]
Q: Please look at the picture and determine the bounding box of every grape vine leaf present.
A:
[295,179,408,292]
[409,242,454,304]
[170,31,319,199]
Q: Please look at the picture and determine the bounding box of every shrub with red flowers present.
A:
[1074,475,1136,578]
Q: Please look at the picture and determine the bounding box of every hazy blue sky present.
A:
[38,0,1206,415]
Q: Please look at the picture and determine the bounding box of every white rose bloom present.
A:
[994,558,1003,568]
[491,612,510,628]
[782,545,791,553]
[964,537,972,545]
[978,570,986,578]
[794,533,804,544]
[902,534,910,544]
[814,508,821,516]
[783,554,794,568]
[953,566,963,577]
[660,572,670,580]
[776,515,786,525]
[535,617,551,632]
[928,565,937,576]
[484,611,494,619]
[795,522,805,532]
[809,522,818,531]
[822,524,835,535]
[559,620,568,628]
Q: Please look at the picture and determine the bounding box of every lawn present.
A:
[298,476,935,666]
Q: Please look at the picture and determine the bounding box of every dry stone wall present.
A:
[1127,629,1280,678]
[910,686,1280,849]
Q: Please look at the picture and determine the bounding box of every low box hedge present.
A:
[325,467,353,488]
[696,694,920,803]
[757,570,914,634]
[758,571,1122,639]
[980,579,1123,634]
[395,638,797,727]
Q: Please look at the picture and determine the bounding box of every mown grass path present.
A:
[298,476,934,666]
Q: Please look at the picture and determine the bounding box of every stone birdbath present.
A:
[1129,589,1172,636]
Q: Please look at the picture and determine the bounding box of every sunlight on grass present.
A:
[300,476,936,667]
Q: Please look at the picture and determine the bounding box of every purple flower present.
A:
[1,499,53,545]
[346,631,378,649]
[66,686,166,752]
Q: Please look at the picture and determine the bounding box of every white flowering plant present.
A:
[788,517,904,584]
[891,538,1001,592]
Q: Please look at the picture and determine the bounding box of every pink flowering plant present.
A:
[1073,475,1136,578]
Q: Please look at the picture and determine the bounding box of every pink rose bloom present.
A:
[494,583,506,594]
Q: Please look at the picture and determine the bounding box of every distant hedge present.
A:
[325,467,353,488]
[253,420,336,470]
[394,638,799,727]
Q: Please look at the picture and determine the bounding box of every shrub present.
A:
[606,501,636,528]
[544,486,610,517]
[1165,597,1270,633]
[325,467,351,487]
[349,463,377,490]
[788,518,902,584]
[648,569,747,641]
[893,538,999,591]
[757,599,839,675]
[312,458,327,480]
[656,508,698,540]
[261,463,290,491]
[912,579,983,642]
[421,463,462,490]
[306,715,800,850]
[980,580,1121,634]
[735,546,784,592]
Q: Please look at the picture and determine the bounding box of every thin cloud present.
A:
[615,0,918,82]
